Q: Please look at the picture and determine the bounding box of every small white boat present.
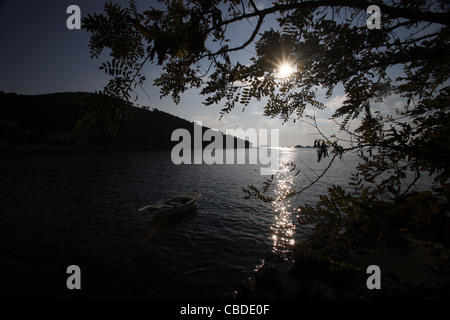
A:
[138,191,201,217]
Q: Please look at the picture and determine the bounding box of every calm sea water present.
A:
[0,148,431,299]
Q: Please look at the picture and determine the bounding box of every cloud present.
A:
[326,94,347,112]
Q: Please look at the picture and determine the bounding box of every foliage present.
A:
[74,92,134,135]
[84,1,450,247]
[297,178,449,251]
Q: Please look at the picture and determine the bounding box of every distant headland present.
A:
[294,145,315,148]
[0,91,251,153]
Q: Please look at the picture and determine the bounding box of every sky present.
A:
[0,0,393,147]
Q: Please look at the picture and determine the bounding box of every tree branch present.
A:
[215,15,264,55]
[216,0,449,28]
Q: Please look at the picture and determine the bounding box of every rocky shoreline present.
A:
[236,235,450,300]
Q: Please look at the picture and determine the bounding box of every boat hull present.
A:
[139,191,201,218]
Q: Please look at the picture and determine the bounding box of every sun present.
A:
[277,63,295,78]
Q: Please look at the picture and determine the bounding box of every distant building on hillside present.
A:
[46,132,98,144]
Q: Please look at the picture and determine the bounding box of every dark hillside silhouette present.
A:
[0,91,250,151]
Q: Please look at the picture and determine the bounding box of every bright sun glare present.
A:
[278,63,295,78]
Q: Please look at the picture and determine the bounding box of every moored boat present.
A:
[138,191,201,217]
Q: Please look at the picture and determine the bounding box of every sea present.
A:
[0,147,433,299]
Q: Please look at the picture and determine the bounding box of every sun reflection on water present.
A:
[270,153,298,260]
